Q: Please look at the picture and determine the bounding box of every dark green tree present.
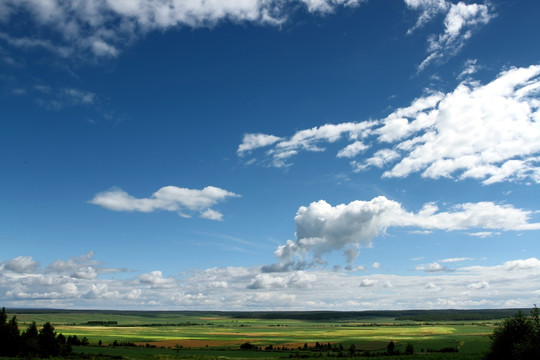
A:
[21,322,39,357]
[3,315,20,356]
[0,307,7,356]
[387,341,395,355]
[485,306,540,360]
[39,321,60,357]
[405,343,414,355]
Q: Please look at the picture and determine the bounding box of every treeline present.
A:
[0,307,80,358]
[86,320,118,325]
[8,308,530,322]
[229,309,527,321]
[394,309,522,322]
[240,341,428,357]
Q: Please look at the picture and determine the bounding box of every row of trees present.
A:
[0,307,72,357]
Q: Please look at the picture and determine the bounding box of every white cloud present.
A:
[502,258,540,271]
[0,0,364,58]
[139,271,177,289]
[247,271,316,289]
[237,133,282,155]
[271,196,540,265]
[337,141,368,158]
[90,185,239,220]
[2,256,40,273]
[372,262,380,269]
[352,149,400,172]
[376,65,540,183]
[404,1,493,71]
[468,281,489,290]
[468,232,499,238]
[300,0,363,13]
[424,282,440,290]
[200,209,224,221]
[359,278,377,287]
[439,257,474,263]
[415,262,451,273]
[244,65,540,186]
[46,251,99,274]
[63,88,96,105]
[72,266,98,280]
[241,122,377,167]
[404,0,449,34]
[458,59,479,79]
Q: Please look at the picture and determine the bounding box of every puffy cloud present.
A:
[247,271,316,289]
[139,271,177,289]
[200,209,225,221]
[2,256,39,273]
[72,267,98,280]
[90,185,239,220]
[243,65,540,185]
[502,258,540,271]
[237,133,282,154]
[337,141,368,158]
[359,278,377,287]
[271,196,540,265]
[468,281,489,290]
[46,251,99,275]
[372,262,380,269]
[415,262,451,273]
[381,65,540,183]
[0,0,364,58]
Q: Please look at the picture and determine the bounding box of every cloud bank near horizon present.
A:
[1,251,539,310]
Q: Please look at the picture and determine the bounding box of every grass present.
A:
[6,310,499,359]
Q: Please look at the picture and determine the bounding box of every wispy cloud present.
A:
[439,257,474,263]
[404,1,494,71]
[415,262,452,273]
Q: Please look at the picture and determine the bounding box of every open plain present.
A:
[5,309,518,359]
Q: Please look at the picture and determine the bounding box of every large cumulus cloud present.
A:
[270,196,540,266]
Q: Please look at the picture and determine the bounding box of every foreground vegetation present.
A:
[1,307,537,359]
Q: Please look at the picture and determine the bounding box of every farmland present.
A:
[5,309,521,359]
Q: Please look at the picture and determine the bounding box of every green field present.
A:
[5,309,511,359]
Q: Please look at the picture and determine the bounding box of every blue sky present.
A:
[1,0,539,310]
